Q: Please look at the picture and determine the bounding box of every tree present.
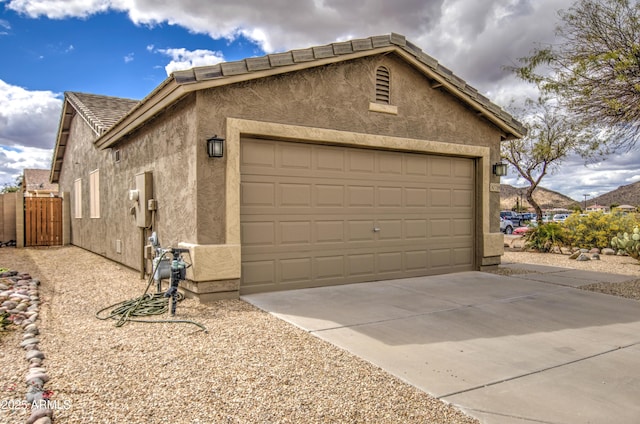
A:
[502,96,598,219]
[1,176,22,194]
[516,0,640,151]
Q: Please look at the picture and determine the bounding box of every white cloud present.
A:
[124,52,134,63]
[0,80,60,185]
[3,0,638,198]
[503,148,640,201]
[2,0,573,107]
[153,48,225,75]
[0,146,52,187]
[4,0,112,19]
[0,80,61,149]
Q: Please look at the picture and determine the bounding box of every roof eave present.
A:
[94,39,525,149]
[50,99,76,184]
[393,49,526,140]
[94,46,401,150]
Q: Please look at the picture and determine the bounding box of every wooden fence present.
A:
[25,197,63,246]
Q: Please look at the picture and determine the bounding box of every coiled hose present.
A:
[96,255,207,332]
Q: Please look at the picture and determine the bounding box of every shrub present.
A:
[563,212,639,249]
[523,222,570,252]
[611,226,640,261]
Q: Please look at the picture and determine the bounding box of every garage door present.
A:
[240,137,475,294]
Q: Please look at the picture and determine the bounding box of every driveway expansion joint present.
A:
[438,341,640,399]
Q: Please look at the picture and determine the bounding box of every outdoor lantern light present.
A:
[206,135,224,158]
[492,162,508,177]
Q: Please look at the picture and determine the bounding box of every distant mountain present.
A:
[500,184,581,211]
[589,181,640,207]
[501,182,640,211]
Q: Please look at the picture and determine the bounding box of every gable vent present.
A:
[375,66,391,104]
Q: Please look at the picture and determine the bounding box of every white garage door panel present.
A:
[240,138,475,294]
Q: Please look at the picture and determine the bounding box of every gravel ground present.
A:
[502,250,640,300]
[1,247,638,424]
[0,246,479,424]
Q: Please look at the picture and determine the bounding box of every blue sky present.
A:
[0,10,263,98]
[0,0,638,202]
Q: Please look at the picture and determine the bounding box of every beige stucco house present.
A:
[50,33,525,300]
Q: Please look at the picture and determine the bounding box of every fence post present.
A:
[62,192,70,245]
[16,193,24,248]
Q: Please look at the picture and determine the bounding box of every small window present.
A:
[74,178,82,219]
[89,169,100,218]
[375,66,391,104]
[114,149,121,163]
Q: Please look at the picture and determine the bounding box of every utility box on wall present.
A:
[133,172,153,228]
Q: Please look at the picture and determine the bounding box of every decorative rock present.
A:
[26,407,53,424]
[602,248,616,255]
[569,251,581,260]
[33,417,52,424]
[26,377,44,387]
[27,367,47,374]
[0,283,8,290]
[26,350,45,360]
[26,386,43,403]
[25,323,39,334]
[590,248,600,254]
[2,300,17,309]
[20,337,40,347]
[560,247,573,255]
[576,253,591,261]
[26,372,49,383]
[29,357,42,366]
[592,253,601,260]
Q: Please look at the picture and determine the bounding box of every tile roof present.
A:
[50,92,138,183]
[171,33,526,136]
[23,169,58,193]
[66,92,139,136]
[52,33,526,182]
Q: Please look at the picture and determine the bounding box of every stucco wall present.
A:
[59,95,198,270]
[59,51,505,274]
[194,53,504,244]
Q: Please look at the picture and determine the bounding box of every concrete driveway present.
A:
[243,265,640,424]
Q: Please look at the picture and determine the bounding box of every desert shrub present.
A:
[611,226,640,261]
[563,212,639,249]
[523,222,570,252]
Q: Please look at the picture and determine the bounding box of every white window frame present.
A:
[89,169,100,218]
[74,178,82,219]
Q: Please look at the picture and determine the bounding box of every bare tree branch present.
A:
[514,0,640,151]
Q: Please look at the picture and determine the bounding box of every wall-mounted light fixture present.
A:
[206,135,225,158]
[492,162,508,177]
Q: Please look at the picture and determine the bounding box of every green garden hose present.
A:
[96,260,207,332]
